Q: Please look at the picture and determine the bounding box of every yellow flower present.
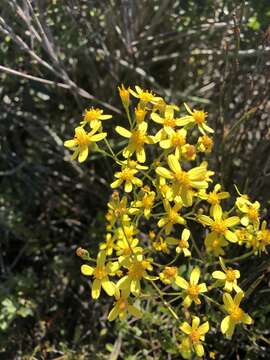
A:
[108,288,142,321]
[81,107,112,129]
[156,154,210,206]
[129,187,156,219]
[182,144,196,161]
[199,184,230,217]
[64,126,107,163]
[239,201,260,227]
[151,105,184,131]
[178,337,192,359]
[157,128,187,158]
[178,103,214,134]
[129,85,161,106]
[221,292,252,338]
[157,200,186,235]
[116,122,152,163]
[159,266,183,285]
[152,236,170,254]
[197,135,214,153]
[118,84,130,108]
[117,255,156,296]
[254,220,270,254]
[99,233,115,256]
[175,267,207,307]
[204,232,228,256]
[135,106,147,124]
[180,316,209,357]
[212,258,241,292]
[198,205,240,243]
[81,251,118,299]
[166,228,191,257]
[111,166,143,193]
[107,192,130,226]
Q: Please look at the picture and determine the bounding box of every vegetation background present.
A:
[0,0,270,359]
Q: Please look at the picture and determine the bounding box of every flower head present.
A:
[108,288,142,321]
[180,316,209,357]
[178,103,214,134]
[81,107,112,129]
[64,126,107,163]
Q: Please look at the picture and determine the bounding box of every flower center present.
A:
[247,208,258,221]
[84,108,102,121]
[193,110,207,124]
[174,171,191,188]
[207,192,219,205]
[168,209,179,223]
[172,133,186,147]
[75,128,90,146]
[226,269,236,282]
[120,168,134,181]
[143,195,154,208]
[94,266,107,280]
[212,221,227,234]
[140,91,154,102]
[117,297,127,312]
[163,266,177,279]
[163,117,176,128]
[178,239,188,248]
[131,130,146,146]
[128,261,145,280]
[230,306,244,322]
[189,329,201,343]
[187,285,199,297]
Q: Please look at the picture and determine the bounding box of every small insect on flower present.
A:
[64,125,107,163]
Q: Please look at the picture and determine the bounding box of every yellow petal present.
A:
[127,304,143,318]
[168,154,181,173]
[225,230,238,243]
[198,321,209,335]
[90,132,107,142]
[212,270,226,280]
[180,321,192,334]
[243,313,253,325]
[223,293,234,309]
[92,279,101,299]
[192,316,200,329]
[108,305,119,321]
[182,229,190,241]
[156,167,173,179]
[221,315,230,334]
[78,145,89,163]
[81,264,94,276]
[101,277,115,296]
[175,276,189,289]
[64,139,77,148]
[116,126,131,138]
[195,343,204,357]
[190,267,200,285]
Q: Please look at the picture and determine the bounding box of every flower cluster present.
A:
[65,85,269,358]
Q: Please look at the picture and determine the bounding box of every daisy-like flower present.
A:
[166,228,191,257]
[199,184,230,217]
[221,292,252,338]
[118,84,130,108]
[108,288,142,321]
[111,165,143,193]
[81,251,118,299]
[204,232,228,257]
[129,85,161,106]
[159,266,183,285]
[152,236,170,254]
[198,205,240,243]
[175,267,207,307]
[116,122,152,163]
[197,134,214,153]
[151,105,184,132]
[80,107,112,129]
[157,200,186,235]
[156,154,210,207]
[158,128,187,159]
[180,316,209,357]
[106,192,130,226]
[64,125,107,163]
[253,220,270,254]
[129,187,156,219]
[117,255,157,296]
[178,103,214,134]
[99,233,115,256]
[239,201,260,227]
[182,144,196,161]
[212,258,241,292]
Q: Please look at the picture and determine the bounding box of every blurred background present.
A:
[0,0,270,359]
